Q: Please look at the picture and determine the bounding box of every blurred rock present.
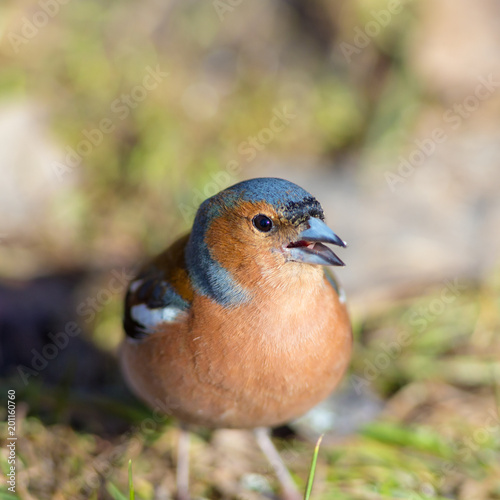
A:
[291,377,384,443]
[0,101,77,234]
[0,100,82,276]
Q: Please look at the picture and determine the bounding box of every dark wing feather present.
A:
[123,234,193,340]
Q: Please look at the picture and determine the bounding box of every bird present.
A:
[121,177,352,499]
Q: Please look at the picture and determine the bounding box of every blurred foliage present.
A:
[0,0,418,265]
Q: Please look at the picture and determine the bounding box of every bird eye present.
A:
[252,214,273,232]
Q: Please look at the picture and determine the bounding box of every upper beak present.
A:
[286,217,346,267]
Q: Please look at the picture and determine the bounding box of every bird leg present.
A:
[254,427,302,500]
[176,425,190,500]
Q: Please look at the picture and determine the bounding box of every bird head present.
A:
[185,177,346,306]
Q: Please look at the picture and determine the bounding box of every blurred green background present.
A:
[1,0,500,499]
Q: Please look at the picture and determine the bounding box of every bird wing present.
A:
[324,267,346,304]
[123,233,193,340]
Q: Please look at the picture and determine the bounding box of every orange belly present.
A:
[121,283,352,429]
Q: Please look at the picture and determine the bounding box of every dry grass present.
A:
[1,275,499,499]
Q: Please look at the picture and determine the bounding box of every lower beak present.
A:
[286,217,346,267]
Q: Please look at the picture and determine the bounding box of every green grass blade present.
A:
[304,434,324,500]
[129,459,135,500]
[106,481,128,500]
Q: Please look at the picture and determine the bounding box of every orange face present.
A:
[204,199,343,296]
[206,200,294,262]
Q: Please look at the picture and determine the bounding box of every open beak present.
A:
[285,217,346,266]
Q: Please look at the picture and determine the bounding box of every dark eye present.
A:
[252,214,273,232]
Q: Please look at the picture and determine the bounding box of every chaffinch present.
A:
[121,177,351,500]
